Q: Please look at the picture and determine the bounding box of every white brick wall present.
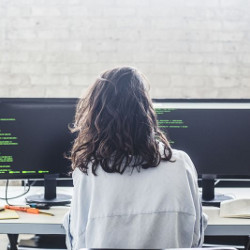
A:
[0,0,250,98]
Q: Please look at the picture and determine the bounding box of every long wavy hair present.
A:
[69,66,173,175]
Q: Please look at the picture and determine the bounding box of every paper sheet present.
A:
[220,199,250,218]
[0,209,19,220]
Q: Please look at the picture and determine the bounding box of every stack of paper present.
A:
[0,209,19,220]
[220,199,250,218]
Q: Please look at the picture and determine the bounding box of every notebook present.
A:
[220,199,250,218]
[0,209,19,220]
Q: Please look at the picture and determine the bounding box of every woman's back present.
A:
[64,148,206,249]
[63,66,207,249]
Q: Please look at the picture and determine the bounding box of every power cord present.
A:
[214,179,220,186]
[0,179,33,205]
[5,179,11,205]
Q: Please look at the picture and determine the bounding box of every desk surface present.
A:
[0,186,250,235]
[0,186,71,234]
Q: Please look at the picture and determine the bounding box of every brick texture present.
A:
[0,0,250,98]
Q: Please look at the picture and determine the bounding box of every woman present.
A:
[63,66,207,249]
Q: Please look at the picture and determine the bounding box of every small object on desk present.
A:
[202,201,221,208]
[5,205,54,216]
[0,209,19,220]
[220,198,250,218]
[29,203,51,210]
[0,206,5,212]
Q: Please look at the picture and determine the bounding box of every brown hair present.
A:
[69,66,172,175]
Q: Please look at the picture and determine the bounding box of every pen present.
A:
[4,205,54,216]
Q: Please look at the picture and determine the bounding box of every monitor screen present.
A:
[0,98,77,179]
[154,100,250,177]
[1,98,250,179]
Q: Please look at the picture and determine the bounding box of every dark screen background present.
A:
[156,108,250,176]
[1,99,250,179]
[0,99,77,179]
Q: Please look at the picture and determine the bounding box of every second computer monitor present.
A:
[154,100,250,178]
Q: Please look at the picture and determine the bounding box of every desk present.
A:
[203,188,250,236]
[0,187,71,250]
[0,187,250,245]
[0,206,68,235]
[0,187,71,235]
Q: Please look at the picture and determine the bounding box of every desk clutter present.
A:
[5,205,54,216]
[220,199,250,219]
[0,207,19,219]
[2,198,250,220]
[0,204,54,219]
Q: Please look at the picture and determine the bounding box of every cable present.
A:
[5,179,11,205]
[214,179,220,186]
[0,179,32,202]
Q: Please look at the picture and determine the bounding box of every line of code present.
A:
[0,118,18,174]
[155,108,188,129]
[0,117,50,175]
[155,108,188,145]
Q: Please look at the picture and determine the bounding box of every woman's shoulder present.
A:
[158,141,192,163]
[72,166,82,178]
[72,167,89,186]
[172,148,192,162]
[171,148,198,180]
[158,141,197,179]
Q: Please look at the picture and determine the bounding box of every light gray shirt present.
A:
[63,147,207,249]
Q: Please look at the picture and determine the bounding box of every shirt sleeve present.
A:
[63,210,72,250]
[63,168,90,250]
[182,151,208,247]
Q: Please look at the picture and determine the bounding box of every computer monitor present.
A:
[153,99,250,205]
[2,98,249,205]
[0,98,78,205]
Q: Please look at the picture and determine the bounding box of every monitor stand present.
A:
[26,174,71,206]
[201,174,234,207]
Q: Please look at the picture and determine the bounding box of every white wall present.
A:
[0,0,250,99]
